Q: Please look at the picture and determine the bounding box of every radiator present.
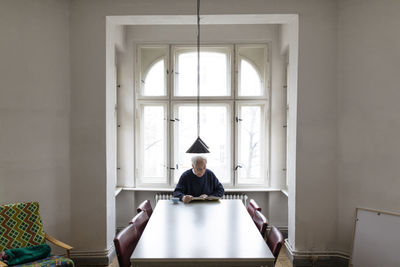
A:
[155,193,248,206]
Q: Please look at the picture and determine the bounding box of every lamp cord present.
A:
[196,0,200,138]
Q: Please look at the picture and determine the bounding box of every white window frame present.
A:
[234,100,269,187]
[136,45,170,100]
[172,45,234,100]
[134,43,270,188]
[235,44,269,100]
[135,101,170,188]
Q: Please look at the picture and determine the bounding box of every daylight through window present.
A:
[136,44,269,188]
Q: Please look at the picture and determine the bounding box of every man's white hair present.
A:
[191,155,207,166]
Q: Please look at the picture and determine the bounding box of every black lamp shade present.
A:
[186,137,210,153]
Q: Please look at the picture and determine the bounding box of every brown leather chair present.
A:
[113,224,139,267]
[253,210,268,238]
[129,210,149,236]
[247,199,261,219]
[266,226,284,264]
[137,200,153,218]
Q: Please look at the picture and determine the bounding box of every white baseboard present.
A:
[284,239,349,267]
[70,245,115,266]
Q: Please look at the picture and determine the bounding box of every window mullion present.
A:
[168,45,173,187]
[233,101,239,187]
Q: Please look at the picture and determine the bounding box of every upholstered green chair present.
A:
[0,202,74,267]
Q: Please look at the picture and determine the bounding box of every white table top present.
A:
[131,200,274,266]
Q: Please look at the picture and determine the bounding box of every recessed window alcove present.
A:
[106,13,298,251]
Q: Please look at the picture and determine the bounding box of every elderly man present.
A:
[173,155,225,203]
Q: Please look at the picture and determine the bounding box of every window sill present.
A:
[122,187,174,192]
[120,187,282,193]
[225,188,281,192]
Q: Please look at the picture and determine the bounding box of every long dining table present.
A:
[130,199,275,267]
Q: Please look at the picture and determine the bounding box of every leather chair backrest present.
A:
[129,210,149,237]
[136,200,153,218]
[113,224,139,267]
[253,210,268,238]
[267,226,284,262]
[247,199,261,219]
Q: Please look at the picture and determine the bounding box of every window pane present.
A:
[174,104,230,184]
[138,46,168,96]
[143,59,165,96]
[176,51,229,96]
[238,105,264,184]
[239,59,262,96]
[142,105,167,183]
[237,45,268,97]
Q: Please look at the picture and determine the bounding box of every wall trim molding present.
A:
[71,245,115,266]
[285,239,349,267]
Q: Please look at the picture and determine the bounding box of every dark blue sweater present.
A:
[173,169,225,200]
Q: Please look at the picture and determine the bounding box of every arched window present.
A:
[143,58,165,96]
[239,57,262,96]
[135,44,269,187]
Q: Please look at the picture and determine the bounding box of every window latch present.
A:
[235,116,242,122]
[169,164,179,170]
[170,118,180,122]
[234,164,243,171]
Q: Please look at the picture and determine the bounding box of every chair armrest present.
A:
[0,261,7,267]
[45,233,73,258]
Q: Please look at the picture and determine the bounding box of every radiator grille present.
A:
[155,193,248,206]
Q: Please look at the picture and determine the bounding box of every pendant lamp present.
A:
[186,0,210,154]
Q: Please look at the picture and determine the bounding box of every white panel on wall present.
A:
[350,208,400,267]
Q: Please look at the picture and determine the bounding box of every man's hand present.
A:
[200,194,208,199]
[182,195,193,203]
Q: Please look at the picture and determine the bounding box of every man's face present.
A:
[193,160,206,177]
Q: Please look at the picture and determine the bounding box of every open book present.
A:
[191,196,221,201]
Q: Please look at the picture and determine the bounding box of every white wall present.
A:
[279,19,299,248]
[337,0,400,252]
[69,5,126,259]
[69,0,108,255]
[106,22,126,254]
[294,0,338,252]
[0,0,71,253]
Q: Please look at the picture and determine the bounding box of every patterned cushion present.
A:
[14,255,74,267]
[0,202,46,251]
